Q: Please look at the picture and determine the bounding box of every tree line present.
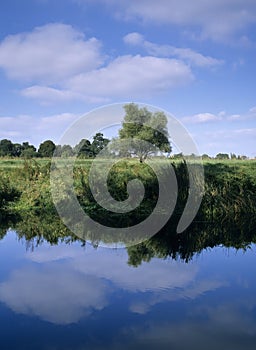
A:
[0,132,110,158]
[171,152,250,160]
[0,103,252,160]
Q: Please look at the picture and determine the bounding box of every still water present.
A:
[0,224,256,350]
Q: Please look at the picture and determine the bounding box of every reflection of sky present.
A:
[0,232,256,349]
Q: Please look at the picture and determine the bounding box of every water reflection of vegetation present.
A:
[0,210,255,265]
[127,217,256,266]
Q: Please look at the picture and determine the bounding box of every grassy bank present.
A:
[0,157,255,223]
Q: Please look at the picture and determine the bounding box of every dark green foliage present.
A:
[0,139,15,157]
[0,175,20,209]
[0,139,37,158]
[91,133,110,156]
[75,139,94,158]
[215,153,229,160]
[127,217,256,266]
[38,140,56,157]
[20,142,37,158]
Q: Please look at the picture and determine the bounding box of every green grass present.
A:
[0,157,255,219]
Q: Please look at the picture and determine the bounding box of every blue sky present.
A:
[0,0,255,157]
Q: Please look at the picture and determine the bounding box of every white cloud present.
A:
[179,106,256,157]
[182,106,256,124]
[182,112,222,123]
[0,241,200,324]
[0,23,104,84]
[0,24,194,104]
[84,0,256,41]
[21,55,193,103]
[68,55,194,99]
[28,244,198,293]
[123,32,145,46]
[227,106,256,121]
[124,32,224,67]
[0,113,79,147]
[0,266,108,324]
[21,86,86,104]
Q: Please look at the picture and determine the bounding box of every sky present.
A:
[0,0,255,157]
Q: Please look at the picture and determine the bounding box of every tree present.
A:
[74,139,93,158]
[61,144,74,157]
[0,139,15,157]
[38,140,56,158]
[91,133,110,156]
[216,153,229,160]
[20,142,37,158]
[114,103,171,162]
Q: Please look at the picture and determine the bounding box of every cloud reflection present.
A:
[0,239,226,325]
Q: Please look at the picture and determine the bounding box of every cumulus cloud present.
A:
[0,241,200,324]
[0,266,108,324]
[28,244,198,293]
[0,23,195,104]
[124,32,224,67]
[81,0,256,41]
[67,55,193,98]
[0,23,104,84]
[21,55,193,103]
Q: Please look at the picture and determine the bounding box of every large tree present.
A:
[114,103,171,162]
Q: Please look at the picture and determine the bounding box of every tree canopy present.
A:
[113,103,171,162]
[38,140,56,158]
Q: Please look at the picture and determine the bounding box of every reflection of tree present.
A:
[127,217,256,266]
[0,210,81,249]
[0,212,20,240]
[0,209,255,267]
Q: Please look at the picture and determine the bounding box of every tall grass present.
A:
[0,158,255,226]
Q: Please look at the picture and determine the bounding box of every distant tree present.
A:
[38,140,56,158]
[0,139,15,157]
[172,152,183,159]
[61,144,74,157]
[54,145,62,157]
[215,153,229,160]
[113,103,171,162]
[91,133,110,156]
[20,142,37,158]
[202,154,211,160]
[230,153,237,160]
[12,143,23,157]
[240,155,248,160]
[75,139,94,158]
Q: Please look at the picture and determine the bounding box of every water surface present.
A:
[0,222,256,350]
